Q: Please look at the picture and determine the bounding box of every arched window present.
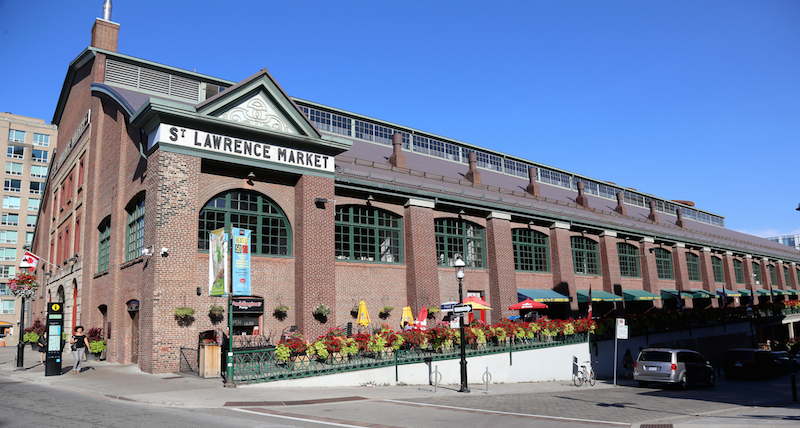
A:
[655,248,673,280]
[125,194,145,261]
[686,253,700,282]
[335,205,402,263]
[198,190,291,256]
[512,229,549,272]
[435,219,485,268]
[571,236,598,275]
[97,216,110,273]
[712,256,724,283]
[734,259,744,284]
[752,262,762,286]
[617,243,640,278]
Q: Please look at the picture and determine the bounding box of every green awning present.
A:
[717,288,742,297]
[772,289,788,295]
[622,289,661,301]
[738,289,752,296]
[517,289,571,303]
[661,289,692,299]
[576,289,622,302]
[785,289,800,295]
[754,288,772,296]
[690,289,717,298]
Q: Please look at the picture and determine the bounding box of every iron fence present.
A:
[179,347,199,375]
[231,332,588,384]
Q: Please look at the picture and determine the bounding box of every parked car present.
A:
[723,348,781,379]
[633,348,715,389]
[771,351,792,373]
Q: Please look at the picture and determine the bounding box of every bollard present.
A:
[482,367,492,392]
[792,372,797,403]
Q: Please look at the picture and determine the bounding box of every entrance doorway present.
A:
[127,300,139,364]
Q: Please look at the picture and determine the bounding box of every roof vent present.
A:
[91,0,119,52]
[672,200,695,207]
[103,0,112,20]
[647,200,659,223]
[526,167,540,197]
[465,152,481,185]
[575,181,589,208]
[615,192,627,216]
[675,208,686,229]
[387,133,406,169]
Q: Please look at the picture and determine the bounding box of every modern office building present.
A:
[769,234,800,251]
[27,10,800,373]
[0,113,57,344]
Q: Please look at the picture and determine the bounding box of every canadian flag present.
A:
[19,251,39,272]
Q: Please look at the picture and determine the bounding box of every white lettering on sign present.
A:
[152,124,333,173]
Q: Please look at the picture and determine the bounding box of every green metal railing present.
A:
[231,332,588,384]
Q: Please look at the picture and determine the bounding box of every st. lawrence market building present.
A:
[29,15,800,374]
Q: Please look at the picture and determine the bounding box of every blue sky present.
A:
[1,1,798,238]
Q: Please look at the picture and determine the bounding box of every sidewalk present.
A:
[2,346,799,427]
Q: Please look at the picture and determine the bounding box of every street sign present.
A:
[452,304,472,314]
[440,302,456,311]
[616,324,629,340]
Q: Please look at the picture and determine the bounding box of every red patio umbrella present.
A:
[509,299,548,310]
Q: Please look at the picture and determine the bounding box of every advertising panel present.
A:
[231,227,252,296]
[209,228,228,296]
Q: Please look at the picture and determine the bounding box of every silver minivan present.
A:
[633,348,715,389]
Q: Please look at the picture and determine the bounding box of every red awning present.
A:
[509,298,548,310]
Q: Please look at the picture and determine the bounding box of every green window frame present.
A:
[752,262,762,286]
[655,248,674,280]
[617,243,640,278]
[734,259,744,284]
[335,205,402,263]
[198,190,291,256]
[126,195,145,261]
[686,253,700,282]
[712,256,724,283]
[797,268,800,287]
[784,266,790,287]
[97,217,110,272]
[512,228,549,272]
[769,264,776,285]
[435,218,485,268]
[571,236,599,275]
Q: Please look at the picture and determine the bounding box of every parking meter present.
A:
[45,302,63,376]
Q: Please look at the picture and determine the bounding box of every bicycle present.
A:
[573,361,596,387]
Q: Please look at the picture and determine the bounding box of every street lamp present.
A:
[454,254,469,393]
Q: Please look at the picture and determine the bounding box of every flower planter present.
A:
[199,345,221,378]
[87,352,102,361]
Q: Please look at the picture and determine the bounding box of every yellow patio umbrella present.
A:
[400,306,414,328]
[463,296,492,310]
[356,300,371,326]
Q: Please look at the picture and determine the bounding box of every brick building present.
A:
[28,14,800,373]
[0,112,57,344]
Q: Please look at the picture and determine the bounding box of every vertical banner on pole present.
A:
[231,228,251,296]
[209,228,229,296]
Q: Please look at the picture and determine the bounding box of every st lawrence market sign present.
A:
[152,124,334,173]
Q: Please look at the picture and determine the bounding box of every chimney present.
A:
[91,0,119,52]
[526,167,540,197]
[575,181,589,208]
[387,133,406,169]
[615,192,627,216]
[647,200,659,223]
[675,208,686,229]
[465,152,481,184]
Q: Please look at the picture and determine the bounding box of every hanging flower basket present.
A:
[9,273,39,300]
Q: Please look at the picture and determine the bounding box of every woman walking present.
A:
[71,326,90,374]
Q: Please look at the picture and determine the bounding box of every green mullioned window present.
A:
[512,228,549,272]
[734,259,744,284]
[769,264,777,286]
[617,243,640,278]
[571,236,599,276]
[435,218,485,268]
[125,195,145,261]
[784,267,790,287]
[655,248,674,280]
[335,205,402,263]
[686,253,700,282]
[712,256,724,283]
[97,217,110,272]
[752,262,762,286]
[198,190,291,256]
[796,268,800,287]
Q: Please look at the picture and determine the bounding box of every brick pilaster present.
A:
[699,248,719,308]
[403,199,439,313]
[722,252,738,307]
[294,175,336,339]
[549,223,577,311]
[598,232,621,294]
[485,213,516,323]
